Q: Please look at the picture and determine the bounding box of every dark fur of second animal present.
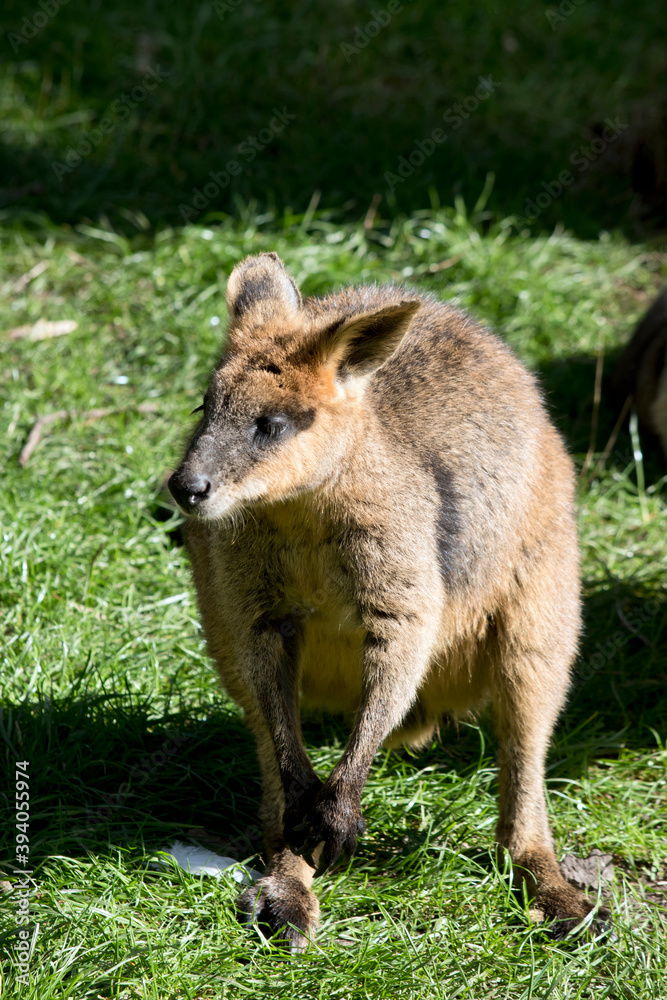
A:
[611,286,667,459]
[169,252,610,951]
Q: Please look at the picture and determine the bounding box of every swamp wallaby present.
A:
[168,252,609,951]
[611,286,667,459]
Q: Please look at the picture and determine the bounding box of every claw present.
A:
[301,833,327,873]
[310,841,326,872]
[314,842,335,878]
[301,843,317,870]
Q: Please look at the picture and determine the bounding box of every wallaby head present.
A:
[168,252,420,518]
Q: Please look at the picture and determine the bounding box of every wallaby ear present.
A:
[318,300,422,378]
[226,252,302,320]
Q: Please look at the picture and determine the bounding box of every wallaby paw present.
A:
[237,874,319,953]
[548,899,613,941]
[512,847,613,941]
[287,788,365,876]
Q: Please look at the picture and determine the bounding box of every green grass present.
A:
[1,206,666,998]
[1,0,667,235]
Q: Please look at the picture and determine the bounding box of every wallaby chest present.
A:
[254,504,361,634]
[252,505,367,712]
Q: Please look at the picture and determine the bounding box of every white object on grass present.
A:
[158,840,260,884]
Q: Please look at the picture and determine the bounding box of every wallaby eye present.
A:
[255,414,289,442]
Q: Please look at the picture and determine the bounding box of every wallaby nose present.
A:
[168,471,211,511]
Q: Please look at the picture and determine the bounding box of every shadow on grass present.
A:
[537,346,667,468]
[1,0,666,236]
[1,572,663,876]
[1,330,663,870]
[0,693,263,865]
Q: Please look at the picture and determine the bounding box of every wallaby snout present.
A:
[167,467,211,512]
[168,428,224,513]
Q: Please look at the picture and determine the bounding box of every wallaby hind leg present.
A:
[237,724,320,953]
[492,652,611,937]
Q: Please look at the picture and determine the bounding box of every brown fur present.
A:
[611,286,667,458]
[169,253,610,950]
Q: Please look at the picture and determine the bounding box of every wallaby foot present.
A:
[493,646,613,940]
[237,850,319,952]
[238,875,319,952]
[514,846,612,939]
